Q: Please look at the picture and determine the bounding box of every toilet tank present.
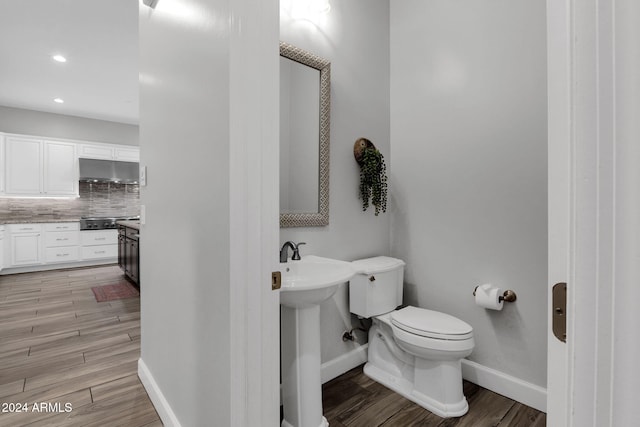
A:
[349,256,406,318]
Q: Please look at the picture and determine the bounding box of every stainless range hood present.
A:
[79,158,139,184]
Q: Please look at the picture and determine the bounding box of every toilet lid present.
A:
[391,306,473,340]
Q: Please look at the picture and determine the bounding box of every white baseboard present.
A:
[138,358,183,427]
[321,344,368,384]
[461,359,547,412]
[0,259,117,275]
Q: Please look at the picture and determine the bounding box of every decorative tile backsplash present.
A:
[0,182,140,222]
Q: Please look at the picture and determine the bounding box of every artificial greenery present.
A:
[359,147,388,215]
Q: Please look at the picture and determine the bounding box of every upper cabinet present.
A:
[1,133,140,199]
[79,143,140,162]
[5,136,44,195]
[5,136,78,196]
[44,141,78,195]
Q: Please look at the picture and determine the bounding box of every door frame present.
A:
[228,0,281,426]
[547,0,638,425]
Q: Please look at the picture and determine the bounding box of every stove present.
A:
[80,216,139,230]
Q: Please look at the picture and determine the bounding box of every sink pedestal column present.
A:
[281,304,328,427]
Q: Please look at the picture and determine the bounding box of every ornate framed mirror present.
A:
[279,42,330,227]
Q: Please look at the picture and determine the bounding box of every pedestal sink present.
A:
[280,255,355,427]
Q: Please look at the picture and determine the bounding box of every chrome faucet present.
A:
[280,241,306,263]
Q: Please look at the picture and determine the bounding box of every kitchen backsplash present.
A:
[0,182,140,222]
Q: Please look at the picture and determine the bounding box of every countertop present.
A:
[116,220,140,230]
[0,218,81,225]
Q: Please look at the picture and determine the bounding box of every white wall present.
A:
[390,0,548,389]
[0,105,138,145]
[280,0,391,367]
[139,2,232,426]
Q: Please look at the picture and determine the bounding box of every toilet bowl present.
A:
[349,257,475,418]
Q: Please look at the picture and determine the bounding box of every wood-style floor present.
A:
[1,265,545,427]
[0,265,161,427]
[322,366,546,427]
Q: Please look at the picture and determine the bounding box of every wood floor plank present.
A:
[0,353,85,385]
[84,339,139,363]
[0,388,92,426]
[498,402,546,426]
[24,385,158,427]
[0,379,24,399]
[1,330,80,354]
[28,333,131,360]
[24,349,139,391]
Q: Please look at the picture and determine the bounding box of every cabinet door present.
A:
[5,137,42,195]
[11,233,42,266]
[114,147,139,162]
[78,144,114,160]
[44,141,77,195]
[129,239,139,284]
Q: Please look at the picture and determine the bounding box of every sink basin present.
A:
[280,255,355,308]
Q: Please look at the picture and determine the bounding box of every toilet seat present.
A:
[391,306,473,340]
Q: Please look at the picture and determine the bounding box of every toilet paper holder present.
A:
[473,286,517,303]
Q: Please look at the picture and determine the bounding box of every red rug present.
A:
[91,282,139,302]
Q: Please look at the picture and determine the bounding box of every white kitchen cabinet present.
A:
[78,144,114,160]
[44,222,80,263]
[5,136,42,195]
[79,142,139,162]
[4,137,78,197]
[81,229,118,261]
[9,224,43,266]
[44,141,77,195]
[114,147,139,162]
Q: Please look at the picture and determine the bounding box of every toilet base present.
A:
[364,319,470,418]
[364,362,468,418]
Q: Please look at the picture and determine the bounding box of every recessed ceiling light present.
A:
[54,98,64,104]
[52,54,67,63]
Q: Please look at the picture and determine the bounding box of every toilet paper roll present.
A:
[475,284,504,310]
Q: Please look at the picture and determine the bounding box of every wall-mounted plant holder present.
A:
[353,138,388,216]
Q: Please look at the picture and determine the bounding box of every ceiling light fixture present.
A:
[142,0,159,8]
[54,98,64,104]
[52,54,67,63]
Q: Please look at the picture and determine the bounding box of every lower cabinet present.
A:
[44,222,80,263]
[1,223,120,273]
[80,230,118,260]
[9,224,43,266]
[118,225,140,285]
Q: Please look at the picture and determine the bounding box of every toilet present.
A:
[349,256,474,418]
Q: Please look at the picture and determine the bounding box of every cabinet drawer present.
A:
[45,231,80,247]
[45,222,80,232]
[81,230,118,246]
[9,224,42,233]
[81,244,117,260]
[45,246,80,263]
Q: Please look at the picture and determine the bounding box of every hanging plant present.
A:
[353,138,388,216]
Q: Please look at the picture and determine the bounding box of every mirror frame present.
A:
[280,41,331,227]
